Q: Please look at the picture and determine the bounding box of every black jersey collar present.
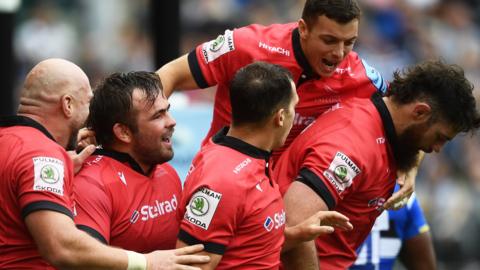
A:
[292,28,317,80]
[212,127,271,160]
[93,148,147,175]
[0,115,56,142]
[371,93,399,156]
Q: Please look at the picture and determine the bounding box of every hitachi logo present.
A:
[140,195,178,221]
[258,42,290,56]
[233,158,251,174]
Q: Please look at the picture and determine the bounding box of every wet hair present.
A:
[387,60,480,133]
[229,62,294,126]
[302,0,361,27]
[87,71,162,146]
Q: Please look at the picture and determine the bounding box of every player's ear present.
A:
[298,19,309,39]
[274,108,286,127]
[112,123,132,144]
[61,94,74,118]
[412,102,432,122]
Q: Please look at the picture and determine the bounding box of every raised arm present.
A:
[156,54,200,98]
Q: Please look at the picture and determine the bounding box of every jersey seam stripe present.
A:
[21,200,73,220]
[188,50,209,88]
[298,167,336,210]
[76,224,108,244]
[178,229,226,255]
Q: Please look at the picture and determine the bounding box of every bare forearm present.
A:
[27,211,129,269]
[281,241,318,270]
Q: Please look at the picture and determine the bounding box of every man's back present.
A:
[178,128,286,269]
[0,116,74,269]
[273,95,398,269]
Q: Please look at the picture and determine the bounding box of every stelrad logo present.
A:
[134,194,178,222]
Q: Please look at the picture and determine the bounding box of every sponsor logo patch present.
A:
[202,30,235,63]
[323,152,361,193]
[184,187,222,230]
[362,59,387,94]
[33,156,65,196]
[264,216,274,231]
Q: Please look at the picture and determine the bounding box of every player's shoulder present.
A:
[77,154,120,185]
[343,52,388,94]
[187,145,260,192]
[153,162,181,185]
[233,22,297,47]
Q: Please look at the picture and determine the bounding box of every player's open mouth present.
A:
[162,136,172,144]
[322,59,338,71]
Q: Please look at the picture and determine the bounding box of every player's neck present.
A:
[227,125,274,152]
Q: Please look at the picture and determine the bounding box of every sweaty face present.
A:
[130,90,176,168]
[395,120,456,171]
[299,15,358,77]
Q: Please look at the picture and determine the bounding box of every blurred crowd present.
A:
[13,0,480,269]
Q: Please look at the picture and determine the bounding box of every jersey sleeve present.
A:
[179,183,244,255]
[359,57,388,95]
[402,193,430,240]
[15,144,74,220]
[188,27,255,88]
[73,170,112,244]
[298,143,363,210]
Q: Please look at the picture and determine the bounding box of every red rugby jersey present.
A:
[273,93,398,269]
[74,149,181,252]
[178,127,285,269]
[188,22,387,162]
[0,116,74,269]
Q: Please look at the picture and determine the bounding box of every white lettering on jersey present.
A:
[140,194,178,221]
[233,158,251,174]
[323,152,361,193]
[258,42,290,56]
[201,30,235,63]
[33,156,65,196]
[118,171,127,185]
[293,113,316,127]
[185,187,222,230]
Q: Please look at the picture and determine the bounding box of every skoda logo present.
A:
[190,196,209,216]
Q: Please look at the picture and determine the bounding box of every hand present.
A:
[287,211,353,243]
[383,151,425,210]
[145,244,210,270]
[76,128,97,151]
[67,144,96,174]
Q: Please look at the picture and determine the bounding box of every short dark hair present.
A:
[229,62,294,126]
[87,71,162,146]
[387,60,480,133]
[302,0,361,27]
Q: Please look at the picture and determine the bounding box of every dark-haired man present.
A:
[73,71,209,269]
[177,62,352,270]
[157,0,412,209]
[273,60,480,269]
[0,59,208,270]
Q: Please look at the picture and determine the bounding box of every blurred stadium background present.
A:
[1,0,480,269]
